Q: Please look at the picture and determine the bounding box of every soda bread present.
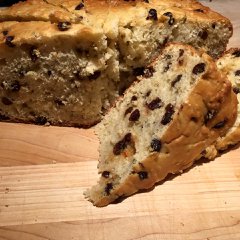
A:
[85,44,237,207]
[0,0,233,127]
[203,49,240,159]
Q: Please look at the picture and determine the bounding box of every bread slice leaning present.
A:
[85,43,237,207]
[203,49,240,159]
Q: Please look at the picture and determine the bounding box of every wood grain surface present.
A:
[0,1,240,239]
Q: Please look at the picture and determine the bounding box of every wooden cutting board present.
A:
[0,1,240,239]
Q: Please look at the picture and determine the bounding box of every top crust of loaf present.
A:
[0,0,232,27]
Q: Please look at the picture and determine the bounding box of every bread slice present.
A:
[85,43,237,207]
[0,0,233,127]
[203,49,240,159]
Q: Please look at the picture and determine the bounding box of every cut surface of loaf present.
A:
[203,49,240,159]
[0,0,233,127]
[85,43,237,207]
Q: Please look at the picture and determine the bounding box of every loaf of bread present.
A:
[85,43,237,207]
[203,49,240,159]
[0,0,233,127]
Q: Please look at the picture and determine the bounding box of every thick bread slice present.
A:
[203,49,240,159]
[0,0,233,127]
[85,43,237,207]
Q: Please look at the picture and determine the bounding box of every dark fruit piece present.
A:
[129,109,140,122]
[232,50,240,57]
[171,74,182,87]
[146,97,163,110]
[138,171,148,180]
[150,139,162,152]
[75,2,84,10]
[233,86,240,94]
[102,171,110,178]
[192,63,206,75]
[124,106,133,116]
[57,22,71,31]
[5,36,15,47]
[161,104,175,125]
[235,70,240,76]
[113,133,132,155]
[146,9,158,21]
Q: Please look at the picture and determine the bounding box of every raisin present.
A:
[102,171,110,178]
[192,63,206,75]
[143,66,155,78]
[198,30,208,40]
[171,74,182,87]
[105,183,113,195]
[213,119,227,129]
[235,70,240,76]
[75,2,84,10]
[163,12,173,18]
[212,23,216,29]
[138,171,148,180]
[124,106,133,116]
[88,71,101,80]
[57,22,71,31]
[131,95,138,101]
[29,46,39,62]
[204,109,217,124]
[232,50,240,57]
[179,49,184,58]
[150,139,162,152]
[163,12,175,25]
[2,30,8,36]
[113,133,132,155]
[143,0,149,3]
[233,86,240,94]
[146,97,163,110]
[5,36,15,48]
[146,9,158,21]
[35,116,48,125]
[168,17,175,26]
[194,9,204,13]
[133,67,145,76]
[161,104,175,125]
[10,80,21,92]
[2,97,12,105]
[129,109,140,121]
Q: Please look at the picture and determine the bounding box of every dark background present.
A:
[0,0,26,7]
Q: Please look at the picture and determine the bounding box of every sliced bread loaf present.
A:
[0,0,233,127]
[203,49,240,159]
[85,43,237,207]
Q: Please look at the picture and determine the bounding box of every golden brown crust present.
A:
[86,44,237,207]
[215,48,240,150]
